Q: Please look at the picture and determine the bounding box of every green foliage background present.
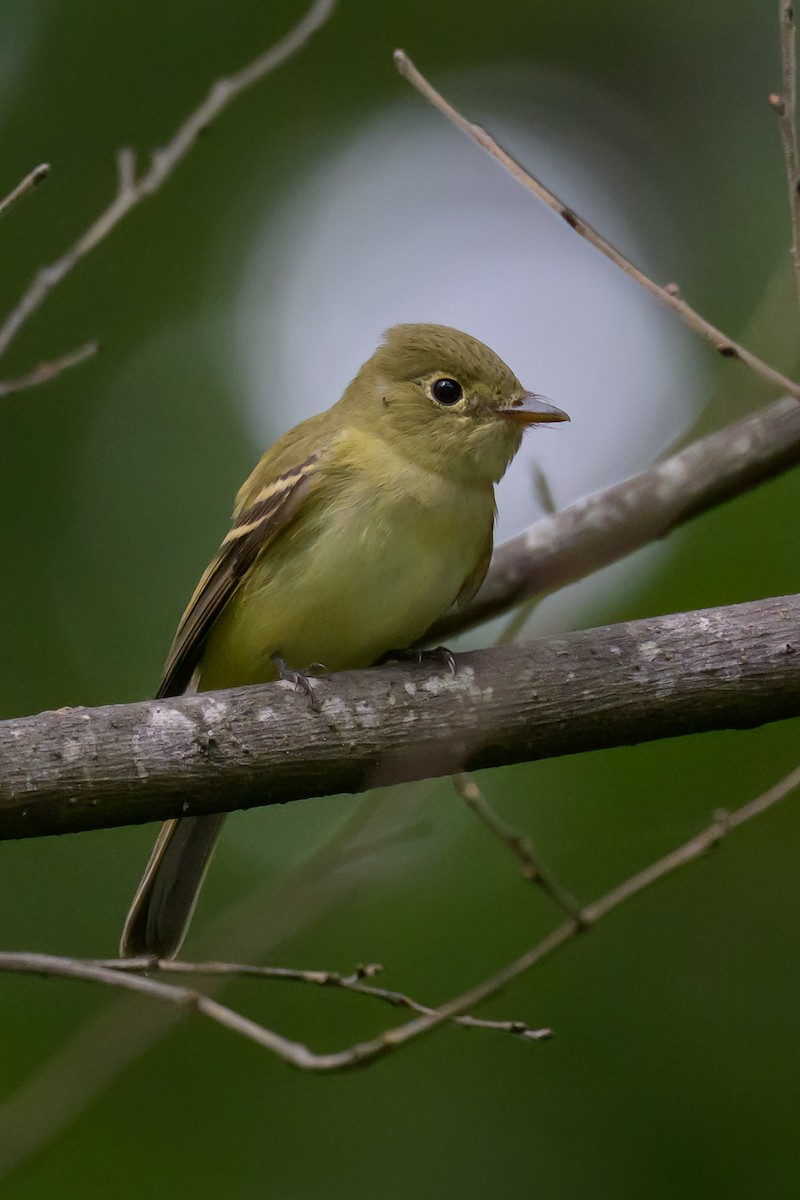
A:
[0,0,798,1196]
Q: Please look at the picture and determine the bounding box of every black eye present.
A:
[430,377,463,405]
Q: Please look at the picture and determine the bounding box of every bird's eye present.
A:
[430,377,463,406]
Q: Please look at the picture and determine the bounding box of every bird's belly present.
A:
[198,485,488,690]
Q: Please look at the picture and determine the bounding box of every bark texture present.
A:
[0,595,797,840]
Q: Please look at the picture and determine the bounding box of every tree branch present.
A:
[770,0,800,316]
[0,953,550,1068]
[452,773,582,916]
[0,164,49,222]
[1,595,798,840]
[3,760,795,1074]
[432,394,800,638]
[0,794,394,1176]
[327,761,800,1068]
[0,0,336,364]
[394,49,800,400]
[0,340,98,398]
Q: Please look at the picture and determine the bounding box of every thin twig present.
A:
[452,774,582,918]
[454,774,541,877]
[0,951,548,1062]
[6,758,796,1073]
[0,953,329,1069]
[394,49,800,401]
[770,0,800,315]
[0,794,428,1177]
[28,955,551,1040]
[323,762,800,1068]
[0,0,336,363]
[152,960,552,1039]
[0,340,98,398]
[0,164,49,222]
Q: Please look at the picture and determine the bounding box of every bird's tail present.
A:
[119,813,225,959]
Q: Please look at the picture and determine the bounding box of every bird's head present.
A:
[347,323,569,484]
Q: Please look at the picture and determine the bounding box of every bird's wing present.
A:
[157,453,320,698]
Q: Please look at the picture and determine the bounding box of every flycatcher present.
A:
[120,323,569,959]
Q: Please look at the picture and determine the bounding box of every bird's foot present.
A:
[379,645,457,675]
[271,654,324,711]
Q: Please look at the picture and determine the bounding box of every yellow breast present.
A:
[198,435,493,691]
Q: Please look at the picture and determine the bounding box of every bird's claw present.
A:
[271,654,322,711]
[428,645,457,674]
[379,645,457,675]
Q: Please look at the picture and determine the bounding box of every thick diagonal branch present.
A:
[0,595,798,840]
[433,395,800,638]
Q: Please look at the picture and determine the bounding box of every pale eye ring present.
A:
[430,377,463,405]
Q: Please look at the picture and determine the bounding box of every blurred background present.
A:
[0,0,798,1195]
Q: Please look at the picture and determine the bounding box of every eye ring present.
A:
[430,377,463,406]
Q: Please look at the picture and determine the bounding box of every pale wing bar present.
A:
[157,455,319,698]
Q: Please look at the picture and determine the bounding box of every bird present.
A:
[120,323,569,959]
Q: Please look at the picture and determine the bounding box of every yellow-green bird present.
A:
[120,323,569,959]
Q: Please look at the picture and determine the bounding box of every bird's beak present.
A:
[501,392,570,425]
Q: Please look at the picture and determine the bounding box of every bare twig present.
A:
[153,960,551,1036]
[0,953,550,1044]
[0,952,333,1069]
[318,762,800,1067]
[0,0,336,363]
[3,762,795,1074]
[0,795,544,1166]
[453,774,540,879]
[0,792,386,1177]
[0,164,49,221]
[394,49,800,401]
[770,0,800,315]
[579,763,800,914]
[0,340,98,398]
[452,774,581,917]
[0,951,549,1069]
[3,768,796,1080]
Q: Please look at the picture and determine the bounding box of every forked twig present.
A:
[394,49,800,401]
[2,764,795,1072]
[0,952,549,1069]
[340,762,800,1066]
[0,0,336,365]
